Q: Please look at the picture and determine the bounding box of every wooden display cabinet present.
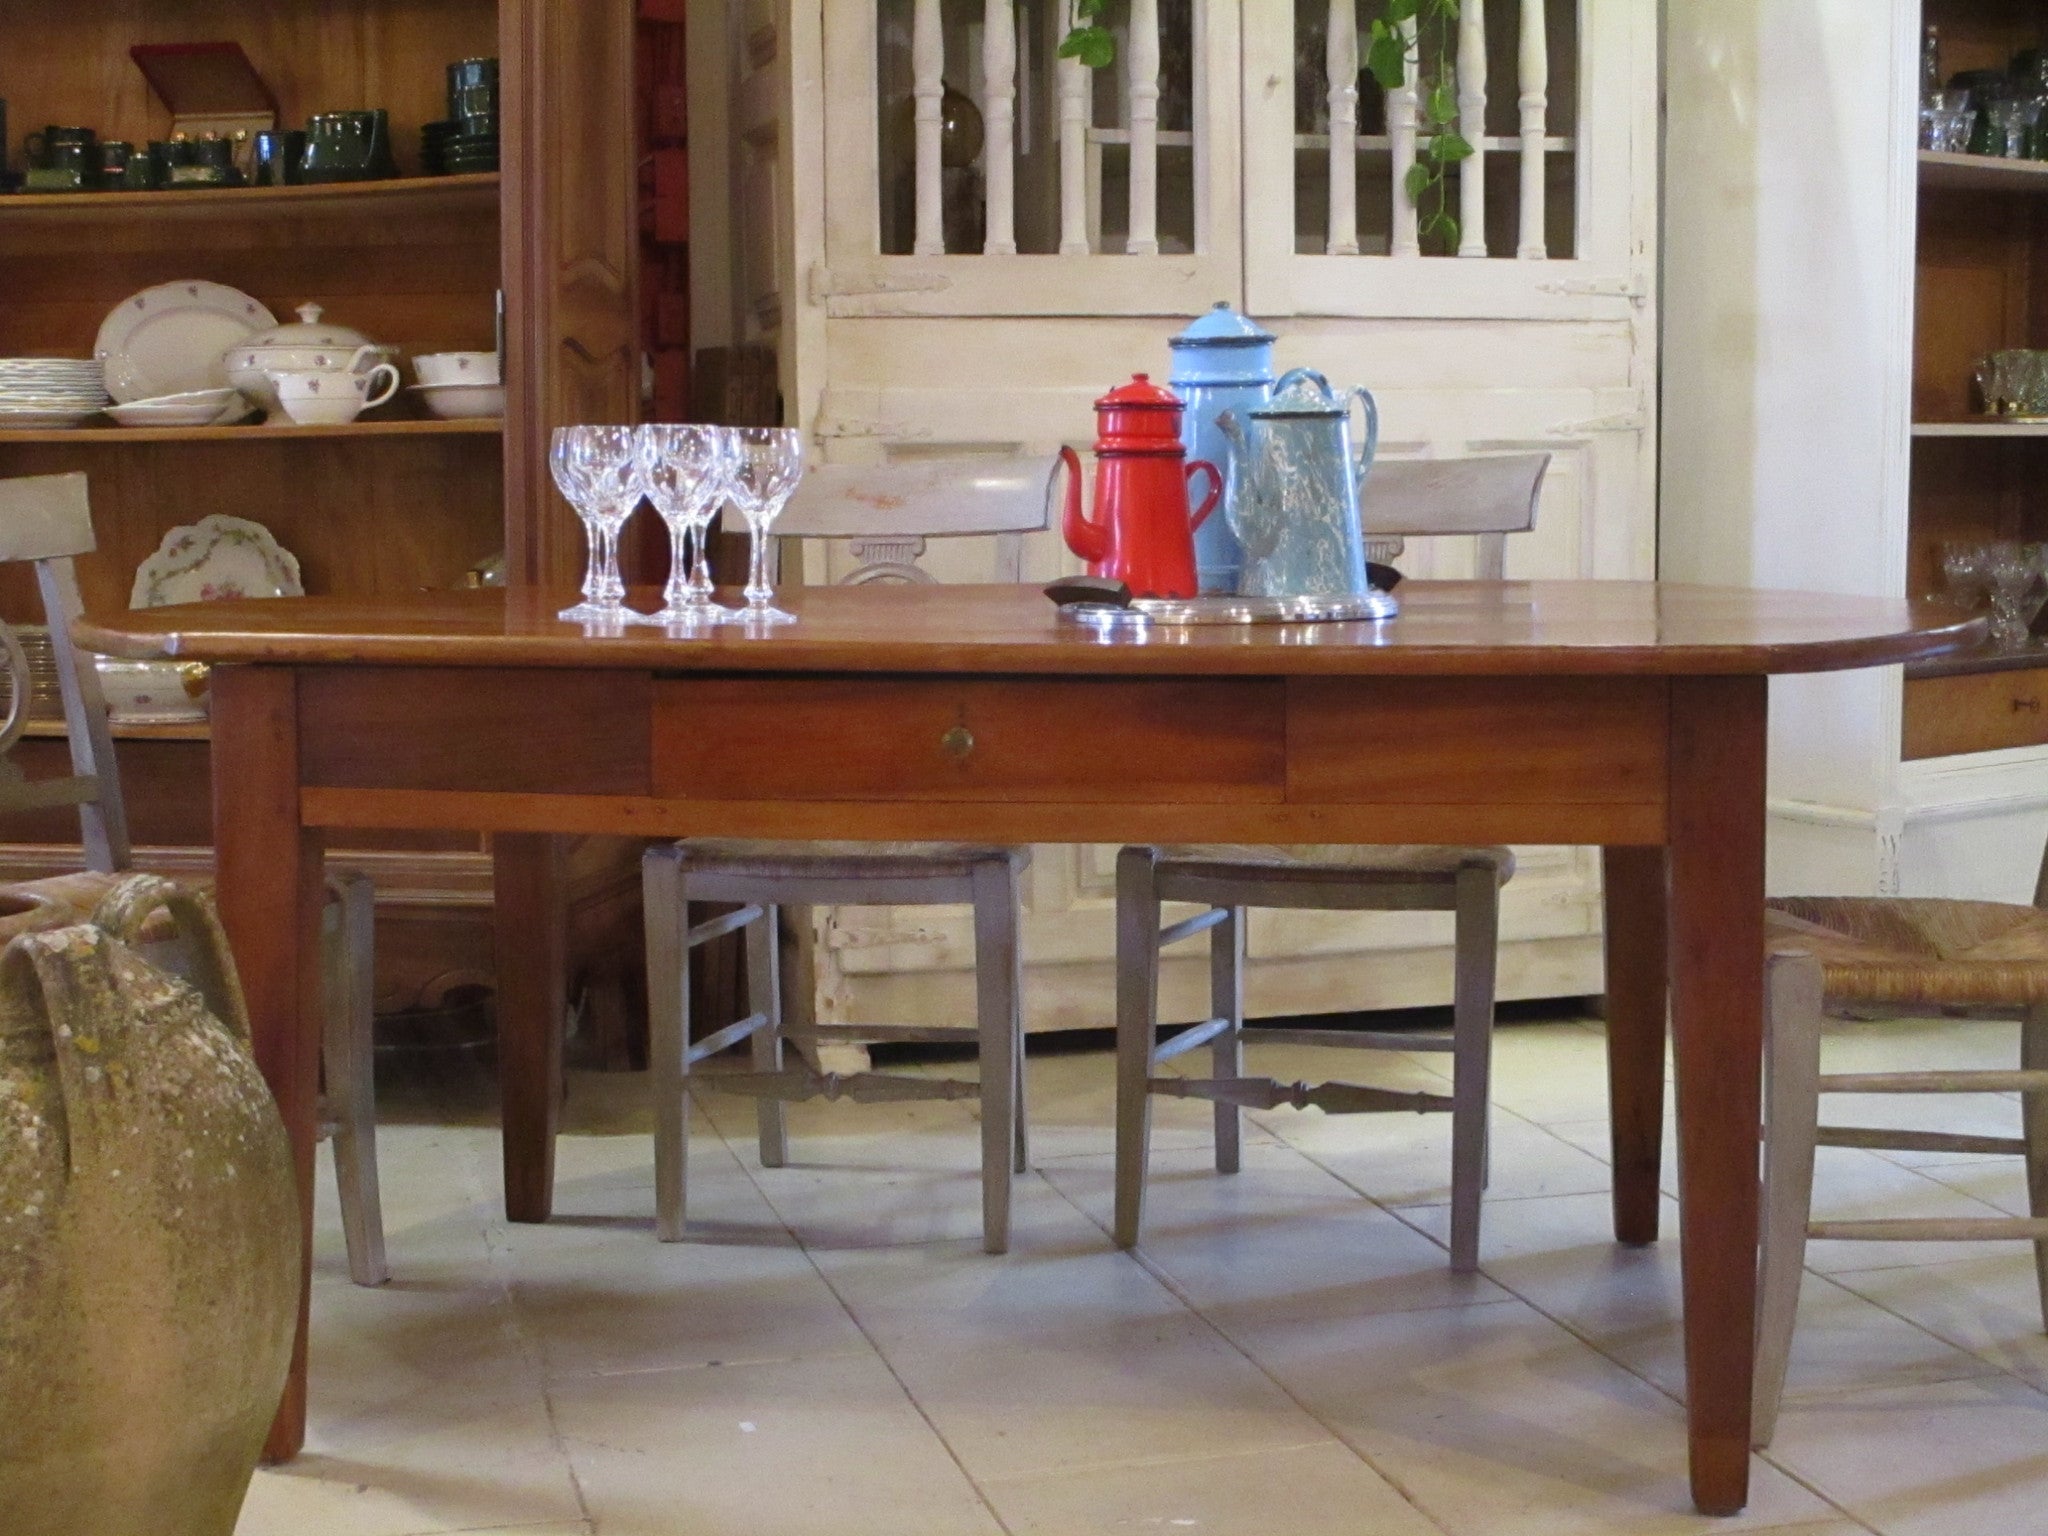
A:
[1902,0,2048,756]
[0,0,644,1033]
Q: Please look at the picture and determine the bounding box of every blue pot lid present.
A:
[1169,301,1276,349]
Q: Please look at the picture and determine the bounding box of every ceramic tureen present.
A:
[223,303,399,420]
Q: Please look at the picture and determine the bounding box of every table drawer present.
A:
[1903,667,2048,760]
[653,676,1287,803]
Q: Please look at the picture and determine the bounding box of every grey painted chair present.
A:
[0,473,388,1286]
[1113,452,1551,1273]
[1754,852,2048,1446]
[642,453,1059,1254]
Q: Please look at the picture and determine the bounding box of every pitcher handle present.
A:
[1273,366,1333,399]
[1349,385,1380,473]
[1185,460,1223,531]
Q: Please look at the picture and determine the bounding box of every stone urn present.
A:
[0,874,300,1536]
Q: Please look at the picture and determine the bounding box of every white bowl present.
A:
[95,658,209,723]
[412,382,506,421]
[414,351,501,387]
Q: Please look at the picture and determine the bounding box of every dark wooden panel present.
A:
[1904,665,2048,759]
[301,666,652,794]
[1287,676,1668,806]
[653,675,1287,804]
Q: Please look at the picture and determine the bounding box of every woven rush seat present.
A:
[1767,898,2048,1007]
[674,841,1029,882]
[1155,844,1515,886]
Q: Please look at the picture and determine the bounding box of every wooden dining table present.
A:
[77,578,1978,1516]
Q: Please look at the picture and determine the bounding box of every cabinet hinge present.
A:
[1547,411,1647,437]
[809,264,954,303]
[1537,275,1648,308]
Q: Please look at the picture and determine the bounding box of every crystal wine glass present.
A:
[550,425,643,624]
[724,426,806,626]
[638,423,731,625]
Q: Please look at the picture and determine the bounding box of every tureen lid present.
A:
[1169,301,1276,349]
[241,303,375,351]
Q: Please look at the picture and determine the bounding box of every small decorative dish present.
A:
[94,658,209,724]
[105,389,251,429]
[1055,590,1400,633]
[131,514,303,608]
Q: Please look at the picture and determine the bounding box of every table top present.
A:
[76,581,1982,678]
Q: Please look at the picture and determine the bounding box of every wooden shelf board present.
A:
[1903,644,2048,680]
[1919,151,2048,193]
[1913,420,2048,437]
[0,418,502,446]
[22,718,210,743]
[0,173,499,224]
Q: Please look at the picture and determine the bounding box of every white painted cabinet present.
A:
[763,0,1660,1031]
[1663,1,2048,904]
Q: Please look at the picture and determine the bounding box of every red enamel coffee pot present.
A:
[1060,374,1223,599]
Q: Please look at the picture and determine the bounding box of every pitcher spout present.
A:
[1059,445,1108,567]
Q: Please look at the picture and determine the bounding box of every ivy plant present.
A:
[1058,0,1477,250]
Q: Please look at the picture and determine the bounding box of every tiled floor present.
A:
[238,1016,2048,1536]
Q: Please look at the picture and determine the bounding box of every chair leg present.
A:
[971,859,1022,1255]
[2022,1000,2048,1333]
[324,874,387,1287]
[1447,864,1498,1274]
[1211,905,1246,1176]
[645,847,692,1242]
[1013,993,1030,1176]
[746,903,789,1169]
[1114,848,1162,1248]
[1753,948,1824,1450]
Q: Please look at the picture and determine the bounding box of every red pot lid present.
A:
[1095,372,1182,411]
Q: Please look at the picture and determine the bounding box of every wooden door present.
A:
[773,0,1658,1032]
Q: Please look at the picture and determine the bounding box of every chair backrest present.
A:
[0,474,130,873]
[1361,452,1551,581]
[778,454,1062,585]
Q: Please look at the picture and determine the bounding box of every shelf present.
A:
[22,718,210,743]
[0,418,502,446]
[1919,151,2048,193]
[0,173,499,225]
[1913,420,2048,437]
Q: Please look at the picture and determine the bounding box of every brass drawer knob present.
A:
[941,725,975,761]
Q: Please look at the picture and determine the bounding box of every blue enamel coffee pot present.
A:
[1169,302,1276,593]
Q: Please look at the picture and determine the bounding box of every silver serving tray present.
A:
[1058,590,1399,632]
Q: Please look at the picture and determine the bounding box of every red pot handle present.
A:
[1186,460,1223,531]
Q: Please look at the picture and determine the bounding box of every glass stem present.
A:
[580,516,602,603]
[745,519,771,606]
[689,521,716,598]
[598,524,622,605]
[663,519,690,610]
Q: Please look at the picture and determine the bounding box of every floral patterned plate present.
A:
[130,515,304,609]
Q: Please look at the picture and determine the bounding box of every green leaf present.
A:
[1367,32,1407,90]
[1385,0,1420,22]
[1058,25,1116,69]
[1074,0,1108,18]
[1405,161,1433,204]
[1428,80,1457,124]
[1434,128,1475,162]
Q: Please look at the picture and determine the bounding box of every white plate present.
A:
[95,282,277,405]
[131,515,303,608]
[106,394,253,429]
[0,408,98,429]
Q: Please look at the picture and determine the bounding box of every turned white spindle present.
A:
[912,0,944,255]
[1057,52,1091,254]
[1126,0,1161,255]
[1326,0,1360,256]
[1457,0,1488,256]
[1387,17,1420,258]
[982,0,1017,254]
[1517,0,1548,259]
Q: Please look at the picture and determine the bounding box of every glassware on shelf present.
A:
[638,423,731,626]
[1976,349,2048,419]
[1968,540,2048,650]
[1988,97,2041,159]
[723,426,806,626]
[548,424,643,624]
[1921,88,1973,152]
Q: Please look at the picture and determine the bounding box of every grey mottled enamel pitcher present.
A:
[1216,367,1380,599]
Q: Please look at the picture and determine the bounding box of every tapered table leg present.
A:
[1667,676,1767,1515]
[1603,845,1668,1246]
[495,832,566,1223]
[212,666,325,1464]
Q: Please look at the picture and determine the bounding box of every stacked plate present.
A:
[0,358,108,429]
[105,388,251,429]
[423,120,498,175]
